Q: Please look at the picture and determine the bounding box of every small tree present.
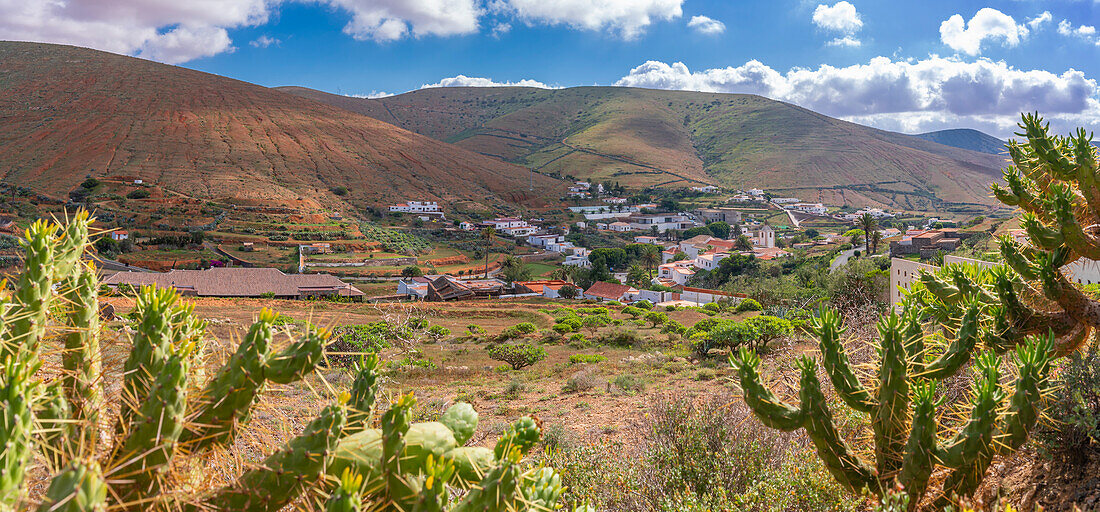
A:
[582,314,610,336]
[558,284,578,299]
[401,266,423,278]
[645,310,668,328]
[487,343,547,370]
[742,315,792,351]
[622,306,644,318]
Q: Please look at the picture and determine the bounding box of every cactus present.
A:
[0,213,360,511]
[984,113,1100,355]
[0,212,563,512]
[732,307,1055,508]
[327,388,561,512]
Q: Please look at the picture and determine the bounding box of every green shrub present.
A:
[80,177,100,189]
[694,369,716,381]
[126,189,150,199]
[703,302,720,313]
[487,343,547,370]
[596,327,644,348]
[1038,341,1100,459]
[735,298,762,312]
[634,300,654,310]
[611,374,645,394]
[661,320,687,336]
[621,306,644,318]
[552,323,573,334]
[514,322,537,334]
[644,311,668,327]
[563,369,598,393]
[606,301,622,306]
[427,325,451,338]
[569,354,607,365]
[465,324,485,334]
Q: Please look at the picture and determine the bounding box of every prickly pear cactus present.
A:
[0,211,564,512]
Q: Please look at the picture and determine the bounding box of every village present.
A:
[89,178,1002,314]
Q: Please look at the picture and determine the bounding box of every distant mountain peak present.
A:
[914,128,1006,155]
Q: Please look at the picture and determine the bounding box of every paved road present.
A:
[830,244,866,271]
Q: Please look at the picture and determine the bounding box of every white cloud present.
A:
[812,2,862,34]
[939,8,1029,56]
[490,22,512,37]
[350,91,394,98]
[812,2,862,47]
[495,0,683,39]
[421,74,556,89]
[326,0,483,42]
[687,15,725,35]
[250,35,280,47]
[827,36,861,47]
[1057,19,1100,46]
[0,0,269,64]
[615,57,1099,138]
[1027,11,1052,31]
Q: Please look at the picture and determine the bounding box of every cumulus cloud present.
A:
[495,0,683,39]
[327,0,482,42]
[812,2,862,33]
[812,1,862,47]
[687,15,725,35]
[1027,11,1052,31]
[421,74,556,89]
[250,35,280,47]
[614,57,1099,137]
[0,0,269,64]
[1057,19,1100,45]
[939,8,1029,55]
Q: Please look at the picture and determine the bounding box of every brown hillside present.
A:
[0,42,563,211]
[282,85,1010,212]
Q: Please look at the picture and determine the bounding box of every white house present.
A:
[110,230,129,241]
[789,203,827,216]
[634,235,659,245]
[390,201,443,215]
[694,252,729,271]
[563,254,591,268]
[771,197,800,205]
[527,234,564,248]
[748,188,764,197]
[691,185,720,193]
[608,221,632,232]
[459,221,475,231]
[602,197,628,204]
[657,261,695,285]
[483,218,537,236]
[627,213,694,233]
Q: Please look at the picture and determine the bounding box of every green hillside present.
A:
[280,85,1010,213]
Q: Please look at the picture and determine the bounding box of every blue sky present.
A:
[3,0,1099,137]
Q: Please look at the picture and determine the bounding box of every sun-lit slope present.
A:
[0,42,562,210]
[286,85,1009,211]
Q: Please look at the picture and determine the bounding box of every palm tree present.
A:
[869,230,883,255]
[627,264,648,286]
[640,245,660,279]
[858,213,878,255]
[481,226,496,278]
[735,234,753,251]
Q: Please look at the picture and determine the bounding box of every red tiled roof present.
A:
[584,281,636,300]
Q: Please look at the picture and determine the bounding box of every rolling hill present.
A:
[282,85,1011,212]
[915,129,1006,155]
[0,42,562,211]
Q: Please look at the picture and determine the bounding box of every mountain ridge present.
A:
[282,85,1010,212]
[0,42,563,211]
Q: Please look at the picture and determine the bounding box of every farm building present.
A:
[103,267,364,300]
